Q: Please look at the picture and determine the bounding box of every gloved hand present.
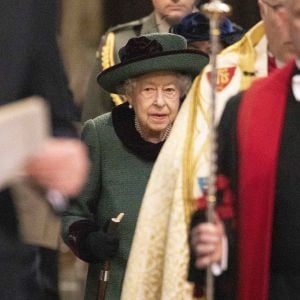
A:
[81,230,120,263]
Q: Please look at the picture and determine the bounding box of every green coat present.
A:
[61,113,154,300]
[81,13,158,122]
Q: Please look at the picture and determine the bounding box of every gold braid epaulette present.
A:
[101,32,125,106]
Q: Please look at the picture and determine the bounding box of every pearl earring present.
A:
[128,104,132,109]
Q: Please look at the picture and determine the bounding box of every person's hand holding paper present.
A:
[25,137,88,197]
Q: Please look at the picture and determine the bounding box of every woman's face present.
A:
[127,71,182,142]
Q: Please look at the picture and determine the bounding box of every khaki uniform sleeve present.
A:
[81,33,116,122]
[81,20,143,122]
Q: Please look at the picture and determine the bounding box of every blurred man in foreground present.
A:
[0,1,89,299]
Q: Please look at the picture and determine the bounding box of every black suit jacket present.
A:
[0,0,80,232]
[0,1,78,298]
[0,0,79,136]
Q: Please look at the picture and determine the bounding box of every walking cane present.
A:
[97,212,125,300]
[200,1,231,300]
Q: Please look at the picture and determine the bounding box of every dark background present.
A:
[103,0,260,31]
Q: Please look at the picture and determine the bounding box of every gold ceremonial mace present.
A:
[97,212,125,300]
[200,1,231,300]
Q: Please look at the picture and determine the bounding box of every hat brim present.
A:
[97,50,209,94]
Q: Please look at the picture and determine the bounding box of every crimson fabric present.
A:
[236,61,295,300]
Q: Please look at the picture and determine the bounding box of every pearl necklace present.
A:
[134,116,172,142]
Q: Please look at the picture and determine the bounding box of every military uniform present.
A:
[82,13,159,121]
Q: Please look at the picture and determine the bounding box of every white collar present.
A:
[292,60,300,101]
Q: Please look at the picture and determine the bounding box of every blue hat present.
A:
[170,13,210,43]
[220,18,245,47]
[170,12,244,46]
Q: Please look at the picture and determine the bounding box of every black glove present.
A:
[80,230,120,263]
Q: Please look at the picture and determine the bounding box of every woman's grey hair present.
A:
[117,72,192,98]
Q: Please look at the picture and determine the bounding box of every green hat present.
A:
[97,33,209,94]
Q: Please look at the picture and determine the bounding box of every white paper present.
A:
[0,96,49,188]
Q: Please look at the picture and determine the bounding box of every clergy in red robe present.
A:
[190,59,300,300]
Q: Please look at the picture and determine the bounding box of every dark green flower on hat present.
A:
[119,37,163,62]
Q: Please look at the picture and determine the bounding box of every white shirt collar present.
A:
[292,60,300,101]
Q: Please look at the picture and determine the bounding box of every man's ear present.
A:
[258,0,266,20]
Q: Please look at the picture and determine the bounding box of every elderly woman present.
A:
[61,33,208,300]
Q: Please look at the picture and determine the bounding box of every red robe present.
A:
[237,60,296,300]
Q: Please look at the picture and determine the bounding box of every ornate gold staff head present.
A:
[201,0,232,50]
[201,0,232,20]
